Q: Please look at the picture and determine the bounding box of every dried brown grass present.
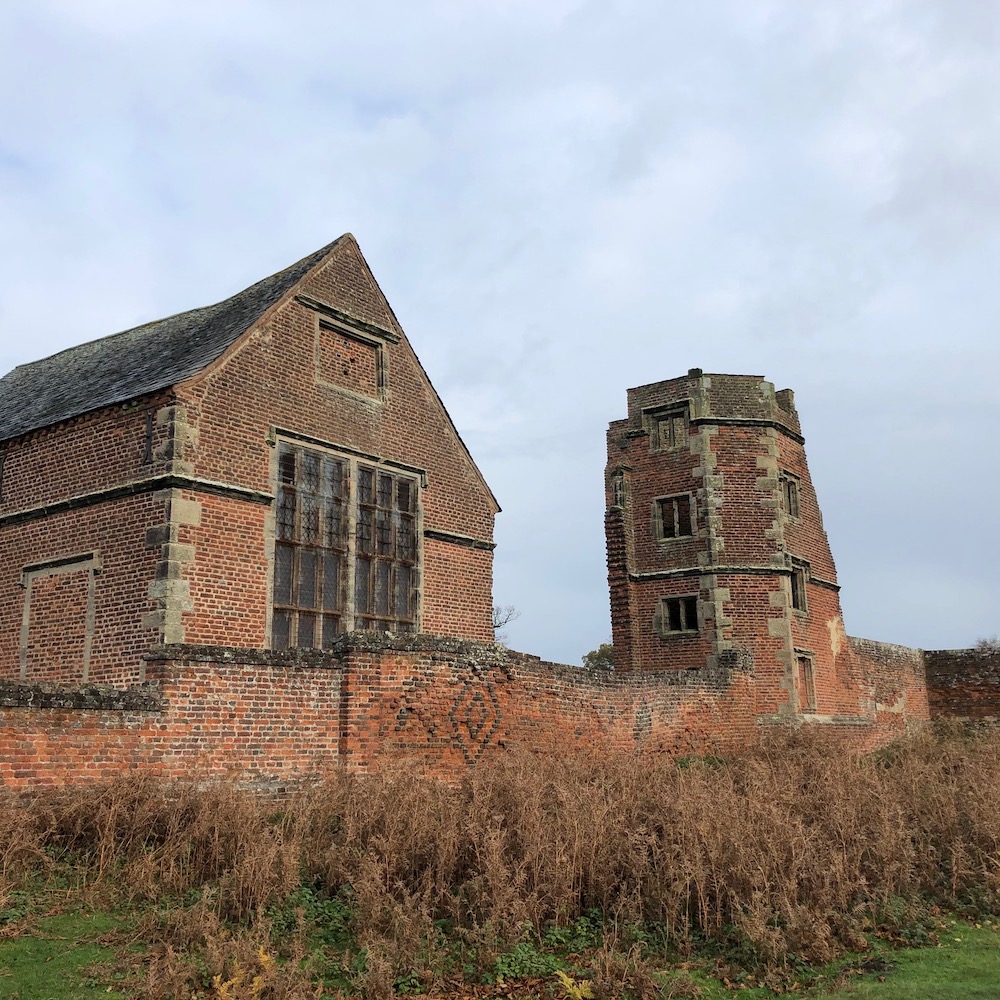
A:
[2,724,999,993]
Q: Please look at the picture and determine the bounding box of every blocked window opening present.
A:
[649,407,688,452]
[797,654,817,711]
[656,595,699,636]
[780,472,800,519]
[655,495,693,540]
[611,470,627,508]
[19,552,101,682]
[790,564,807,613]
[141,411,154,464]
[272,442,418,649]
[316,321,383,400]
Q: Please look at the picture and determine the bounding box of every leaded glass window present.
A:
[271,442,419,648]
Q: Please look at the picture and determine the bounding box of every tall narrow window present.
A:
[353,464,417,633]
[272,442,419,649]
[611,470,627,509]
[656,595,699,636]
[655,495,693,540]
[780,472,800,519]
[141,411,154,464]
[790,564,807,613]
[797,654,817,711]
[273,444,349,649]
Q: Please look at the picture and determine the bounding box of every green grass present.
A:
[834,918,1000,999]
[2,907,999,997]
[0,910,128,1000]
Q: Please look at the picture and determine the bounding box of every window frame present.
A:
[269,439,421,650]
[646,405,690,453]
[654,493,695,541]
[789,560,808,614]
[610,469,628,509]
[655,595,700,637]
[780,471,801,520]
[796,651,817,712]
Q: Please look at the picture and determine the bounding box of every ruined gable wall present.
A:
[171,243,495,646]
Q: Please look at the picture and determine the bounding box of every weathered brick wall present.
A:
[849,637,931,734]
[143,648,343,779]
[925,646,1000,723]
[0,392,174,512]
[0,638,760,788]
[0,681,163,786]
[0,649,342,789]
[0,494,163,684]
[1,237,497,684]
[172,491,271,647]
[3,633,954,790]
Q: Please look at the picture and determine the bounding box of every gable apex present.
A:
[0,235,351,443]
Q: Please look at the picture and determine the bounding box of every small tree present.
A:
[492,605,520,645]
[582,642,614,670]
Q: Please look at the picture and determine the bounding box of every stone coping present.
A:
[0,680,163,712]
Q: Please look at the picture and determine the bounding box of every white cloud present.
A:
[1,0,998,662]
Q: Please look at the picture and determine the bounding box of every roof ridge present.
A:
[0,234,349,443]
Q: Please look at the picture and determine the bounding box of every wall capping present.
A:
[0,679,163,712]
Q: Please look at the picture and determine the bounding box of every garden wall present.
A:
[3,633,972,791]
[925,646,1000,723]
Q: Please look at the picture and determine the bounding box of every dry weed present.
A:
[2,723,999,988]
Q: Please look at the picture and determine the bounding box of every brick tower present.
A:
[605,370,856,719]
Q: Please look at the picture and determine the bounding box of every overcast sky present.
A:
[1,1,997,663]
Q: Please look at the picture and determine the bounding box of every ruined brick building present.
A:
[0,235,498,687]
[605,371,932,724]
[0,236,996,786]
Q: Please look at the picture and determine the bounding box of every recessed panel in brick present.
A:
[25,570,88,681]
[316,325,380,399]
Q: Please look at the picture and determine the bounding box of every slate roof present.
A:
[0,236,347,444]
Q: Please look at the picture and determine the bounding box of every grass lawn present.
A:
[0,910,128,1000]
[832,918,1000,999]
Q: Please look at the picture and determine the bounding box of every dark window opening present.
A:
[790,565,807,612]
[781,473,800,519]
[657,595,699,635]
[272,442,418,649]
[656,495,693,540]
